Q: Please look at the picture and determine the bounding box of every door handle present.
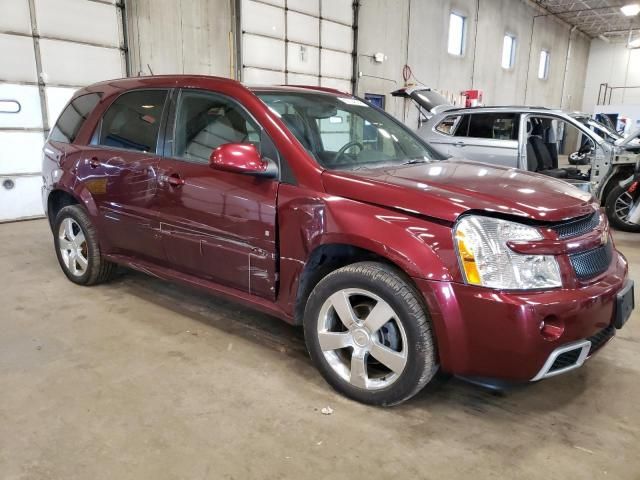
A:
[161,173,185,187]
[453,141,465,147]
[89,157,101,168]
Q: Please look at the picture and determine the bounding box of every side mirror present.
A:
[209,143,278,178]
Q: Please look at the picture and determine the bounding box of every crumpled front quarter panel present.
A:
[276,183,460,319]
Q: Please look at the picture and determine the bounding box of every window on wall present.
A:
[447,13,466,56]
[501,34,516,69]
[538,50,550,80]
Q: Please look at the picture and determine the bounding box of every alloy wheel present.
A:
[316,288,408,391]
[614,190,638,226]
[58,217,89,277]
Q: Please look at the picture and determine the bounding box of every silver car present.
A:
[394,88,640,232]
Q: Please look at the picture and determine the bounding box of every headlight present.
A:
[454,215,561,290]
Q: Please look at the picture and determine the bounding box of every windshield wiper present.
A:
[402,158,428,165]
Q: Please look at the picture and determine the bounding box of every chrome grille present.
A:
[551,211,600,239]
[569,242,613,280]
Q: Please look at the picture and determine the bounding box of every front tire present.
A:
[303,262,438,406]
[605,183,640,233]
[53,205,117,285]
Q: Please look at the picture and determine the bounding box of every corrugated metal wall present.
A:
[240,0,354,92]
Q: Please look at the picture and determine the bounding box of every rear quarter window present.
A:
[49,93,101,143]
[436,115,463,135]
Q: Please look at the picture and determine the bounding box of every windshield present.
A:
[256,91,437,170]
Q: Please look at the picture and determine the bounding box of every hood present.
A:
[321,159,595,224]
[391,87,453,118]
[614,127,640,148]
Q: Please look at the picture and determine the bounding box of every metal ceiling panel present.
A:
[533,0,640,40]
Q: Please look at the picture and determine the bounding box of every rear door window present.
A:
[49,93,101,143]
[97,90,168,153]
[453,114,471,137]
[466,113,519,140]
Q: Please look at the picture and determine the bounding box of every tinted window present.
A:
[466,113,519,140]
[98,90,167,153]
[453,114,470,137]
[49,93,101,143]
[173,90,260,164]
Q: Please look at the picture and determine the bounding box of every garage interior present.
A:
[1,0,640,478]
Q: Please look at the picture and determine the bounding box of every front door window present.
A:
[173,90,261,164]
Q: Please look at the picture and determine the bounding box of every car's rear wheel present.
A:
[54,205,117,285]
[605,183,640,233]
[304,262,438,406]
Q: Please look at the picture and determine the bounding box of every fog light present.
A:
[540,317,564,341]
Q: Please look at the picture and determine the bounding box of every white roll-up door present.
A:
[0,0,126,222]
[240,0,354,93]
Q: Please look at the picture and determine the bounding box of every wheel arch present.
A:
[599,165,634,205]
[292,235,437,326]
[47,189,79,229]
[47,185,101,228]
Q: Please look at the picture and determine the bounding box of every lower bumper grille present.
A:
[569,242,613,280]
[549,348,582,372]
[550,325,616,372]
[533,324,616,381]
[588,324,615,355]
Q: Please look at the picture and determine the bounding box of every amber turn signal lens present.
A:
[455,230,481,285]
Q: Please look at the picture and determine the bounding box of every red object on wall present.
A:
[462,89,483,108]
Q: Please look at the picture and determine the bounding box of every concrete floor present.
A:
[1,219,639,480]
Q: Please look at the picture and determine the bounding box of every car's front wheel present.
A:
[304,262,438,406]
[605,183,640,233]
[53,205,117,285]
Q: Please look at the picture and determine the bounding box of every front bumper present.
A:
[414,251,630,382]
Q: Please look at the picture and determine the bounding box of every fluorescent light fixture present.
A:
[621,3,640,16]
[629,37,640,48]
[598,35,610,43]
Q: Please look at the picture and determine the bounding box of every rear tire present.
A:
[605,184,640,233]
[53,205,117,285]
[303,261,438,406]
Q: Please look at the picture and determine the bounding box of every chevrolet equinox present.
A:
[42,76,634,406]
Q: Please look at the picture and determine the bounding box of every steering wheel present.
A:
[334,141,364,164]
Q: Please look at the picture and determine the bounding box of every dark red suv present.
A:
[42,75,634,406]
